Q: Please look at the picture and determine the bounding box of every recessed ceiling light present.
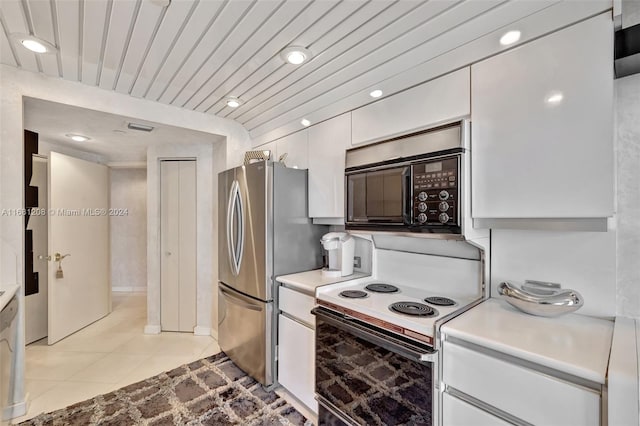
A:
[226,97,242,108]
[12,34,57,53]
[500,30,521,46]
[370,89,383,98]
[280,46,312,65]
[301,119,311,127]
[65,133,90,142]
[546,92,564,104]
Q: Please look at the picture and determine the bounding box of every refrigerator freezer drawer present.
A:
[218,283,274,386]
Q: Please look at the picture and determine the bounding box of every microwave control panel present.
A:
[412,157,459,226]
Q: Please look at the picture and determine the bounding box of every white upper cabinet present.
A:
[351,68,470,146]
[471,13,614,221]
[308,112,351,220]
[276,129,308,170]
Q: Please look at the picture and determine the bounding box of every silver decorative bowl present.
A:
[497,281,584,317]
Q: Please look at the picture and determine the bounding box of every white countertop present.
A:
[276,269,370,294]
[0,284,19,311]
[441,298,614,384]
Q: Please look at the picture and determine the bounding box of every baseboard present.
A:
[193,326,210,336]
[3,396,28,420]
[112,286,147,293]
[144,324,161,334]
[210,328,218,341]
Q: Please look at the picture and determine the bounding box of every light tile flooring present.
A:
[12,292,220,423]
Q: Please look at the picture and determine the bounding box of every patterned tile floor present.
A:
[12,292,220,423]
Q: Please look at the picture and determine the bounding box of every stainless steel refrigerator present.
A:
[218,161,326,386]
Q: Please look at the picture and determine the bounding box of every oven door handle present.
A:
[312,307,435,363]
[316,395,359,426]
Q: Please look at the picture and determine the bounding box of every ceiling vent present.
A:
[615,2,640,78]
[127,122,154,132]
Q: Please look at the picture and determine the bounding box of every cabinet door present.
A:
[308,113,351,219]
[442,393,510,426]
[276,130,308,169]
[471,13,613,219]
[351,67,470,146]
[278,314,317,412]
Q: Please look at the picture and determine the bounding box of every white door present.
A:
[48,152,110,345]
[160,160,196,332]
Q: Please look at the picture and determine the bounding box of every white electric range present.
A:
[313,244,486,426]
[316,278,478,346]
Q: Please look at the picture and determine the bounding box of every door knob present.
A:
[54,253,71,262]
[166,251,172,256]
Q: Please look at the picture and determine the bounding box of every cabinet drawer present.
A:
[278,314,317,412]
[442,341,600,426]
[279,286,315,326]
[442,393,510,426]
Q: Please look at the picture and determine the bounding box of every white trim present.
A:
[3,396,28,420]
[210,328,219,341]
[108,161,147,169]
[193,326,211,336]
[144,324,161,334]
[112,286,147,293]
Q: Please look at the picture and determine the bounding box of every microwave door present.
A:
[347,173,367,222]
[346,166,410,225]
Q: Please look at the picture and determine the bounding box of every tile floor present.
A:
[11,292,220,423]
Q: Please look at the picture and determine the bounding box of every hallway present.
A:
[13,292,219,423]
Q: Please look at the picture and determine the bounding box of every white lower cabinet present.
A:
[442,340,601,426]
[278,314,316,412]
[442,393,509,426]
[277,284,317,413]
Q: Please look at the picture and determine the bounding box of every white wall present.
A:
[110,168,147,292]
[615,73,640,319]
[490,229,617,319]
[0,65,251,416]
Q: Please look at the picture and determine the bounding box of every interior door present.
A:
[160,160,196,332]
[48,152,110,344]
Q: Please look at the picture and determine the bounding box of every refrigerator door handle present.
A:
[220,286,262,312]
[226,181,238,275]
[233,180,244,274]
[227,180,245,276]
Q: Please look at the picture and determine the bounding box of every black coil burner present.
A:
[389,302,437,317]
[424,296,456,306]
[365,283,399,293]
[339,290,368,299]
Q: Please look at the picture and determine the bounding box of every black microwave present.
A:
[344,150,463,234]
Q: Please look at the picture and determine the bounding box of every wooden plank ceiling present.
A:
[0,0,600,139]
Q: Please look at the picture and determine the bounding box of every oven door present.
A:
[313,307,437,426]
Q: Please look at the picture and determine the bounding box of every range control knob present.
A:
[439,213,450,223]
[438,201,449,212]
[439,190,450,200]
[418,202,428,212]
[417,213,427,223]
[418,191,428,202]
